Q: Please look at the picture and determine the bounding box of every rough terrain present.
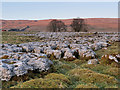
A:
[1,32,119,88]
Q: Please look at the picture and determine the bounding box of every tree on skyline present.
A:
[70,18,88,32]
[47,19,67,32]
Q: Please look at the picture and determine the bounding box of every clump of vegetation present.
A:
[1,55,9,59]
[2,81,18,88]
[72,59,86,65]
[53,60,76,74]
[45,73,71,84]
[68,68,118,87]
[75,83,98,88]
[80,64,119,77]
[59,64,73,71]
[11,78,67,88]
[100,54,118,67]
[102,67,119,77]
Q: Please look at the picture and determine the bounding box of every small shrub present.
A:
[45,73,71,84]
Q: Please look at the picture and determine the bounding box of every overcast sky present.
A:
[2,2,118,20]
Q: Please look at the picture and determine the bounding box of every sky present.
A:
[2,2,118,20]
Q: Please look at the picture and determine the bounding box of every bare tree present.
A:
[47,19,67,32]
[70,18,88,32]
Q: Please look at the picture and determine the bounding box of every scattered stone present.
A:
[1,32,119,81]
[88,59,99,64]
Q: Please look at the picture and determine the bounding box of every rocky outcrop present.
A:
[1,32,119,81]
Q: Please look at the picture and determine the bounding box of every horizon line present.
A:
[1,17,118,20]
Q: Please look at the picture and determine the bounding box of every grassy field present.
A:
[1,31,119,88]
[2,31,39,44]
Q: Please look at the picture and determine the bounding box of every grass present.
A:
[2,31,40,44]
[68,68,118,88]
[75,83,98,88]
[11,78,67,88]
[45,73,71,84]
[80,64,119,77]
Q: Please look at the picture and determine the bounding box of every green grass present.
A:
[11,78,68,88]
[2,31,39,44]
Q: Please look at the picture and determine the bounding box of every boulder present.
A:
[34,47,43,53]
[22,45,34,52]
[88,59,99,64]
[53,50,62,59]
[109,55,118,63]
[13,61,29,76]
[27,58,53,72]
[63,50,76,60]
[0,62,14,81]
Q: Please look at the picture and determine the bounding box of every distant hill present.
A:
[1,18,118,32]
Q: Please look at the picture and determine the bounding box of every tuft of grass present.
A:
[68,68,118,87]
[11,78,67,88]
[75,83,98,88]
[102,67,119,77]
[53,60,77,74]
[80,64,119,77]
[71,59,86,65]
[45,73,71,84]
